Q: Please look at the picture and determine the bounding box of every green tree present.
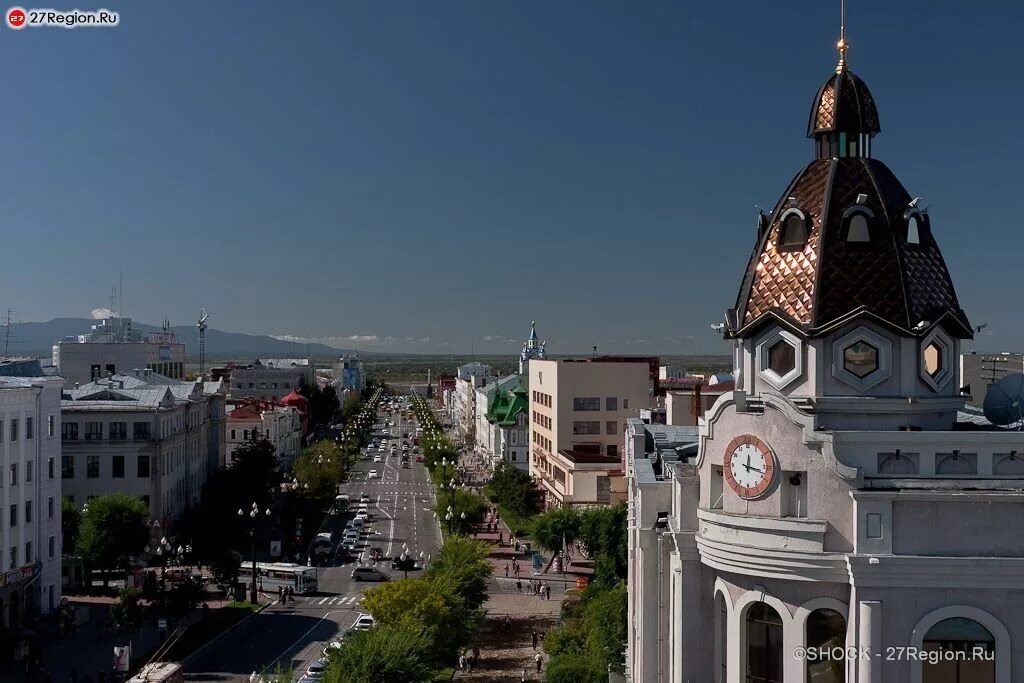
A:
[425,535,492,611]
[294,439,345,499]
[530,506,582,555]
[486,462,541,517]
[582,581,628,672]
[78,495,149,580]
[434,489,486,535]
[62,496,82,554]
[325,623,435,683]
[167,576,206,617]
[110,588,144,633]
[578,504,628,585]
[544,651,606,683]
[361,577,472,663]
[209,549,242,591]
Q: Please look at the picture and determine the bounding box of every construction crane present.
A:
[197,308,209,379]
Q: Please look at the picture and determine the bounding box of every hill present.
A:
[0,318,351,361]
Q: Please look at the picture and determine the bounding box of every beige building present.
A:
[528,357,654,508]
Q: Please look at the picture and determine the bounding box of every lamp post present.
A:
[238,502,272,604]
[144,536,173,609]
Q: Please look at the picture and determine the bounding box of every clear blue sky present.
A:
[2,1,1021,355]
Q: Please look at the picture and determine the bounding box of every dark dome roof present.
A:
[731,157,972,339]
[807,67,881,138]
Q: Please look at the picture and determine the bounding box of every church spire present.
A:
[836,0,848,73]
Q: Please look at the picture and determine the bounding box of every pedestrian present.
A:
[515,540,520,553]
[458,654,466,671]
[505,564,509,578]
[473,645,480,661]
[278,586,283,602]
[498,531,503,544]
[504,613,511,630]
[535,652,543,673]
[516,578,522,593]
[531,630,538,649]
[545,584,551,600]
[521,668,527,682]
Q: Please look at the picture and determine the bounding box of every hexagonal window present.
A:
[843,341,879,378]
[924,343,943,377]
[768,340,796,376]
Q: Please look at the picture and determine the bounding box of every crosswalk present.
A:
[272,595,362,607]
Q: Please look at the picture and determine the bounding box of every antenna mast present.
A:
[3,309,12,357]
[836,0,848,72]
[198,308,209,379]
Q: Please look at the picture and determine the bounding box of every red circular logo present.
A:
[6,7,27,29]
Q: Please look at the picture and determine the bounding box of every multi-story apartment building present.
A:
[225,400,302,469]
[228,358,314,401]
[528,357,654,508]
[0,371,65,628]
[451,363,492,440]
[332,355,366,393]
[474,374,521,465]
[60,371,225,522]
[53,316,185,385]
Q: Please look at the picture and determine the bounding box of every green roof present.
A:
[486,385,527,426]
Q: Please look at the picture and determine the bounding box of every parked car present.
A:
[373,455,383,463]
[351,567,388,582]
[368,470,378,479]
[305,658,327,679]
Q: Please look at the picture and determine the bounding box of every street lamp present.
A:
[238,502,272,604]
[144,536,173,609]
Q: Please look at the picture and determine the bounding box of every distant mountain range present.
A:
[0,318,354,361]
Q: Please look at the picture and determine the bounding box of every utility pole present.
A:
[982,356,1009,386]
[3,309,11,357]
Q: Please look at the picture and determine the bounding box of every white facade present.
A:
[229,358,314,401]
[225,401,302,469]
[451,364,493,439]
[474,374,521,464]
[61,372,225,521]
[0,375,64,627]
[332,355,366,392]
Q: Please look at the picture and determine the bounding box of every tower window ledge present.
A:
[863,477,1024,492]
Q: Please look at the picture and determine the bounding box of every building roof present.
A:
[62,386,177,411]
[556,449,621,465]
[730,65,971,341]
[486,386,528,426]
[0,358,45,377]
[258,358,310,368]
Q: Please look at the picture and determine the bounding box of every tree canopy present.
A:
[530,506,582,554]
[62,496,82,554]
[485,462,541,518]
[325,623,435,683]
[293,439,345,500]
[78,495,149,572]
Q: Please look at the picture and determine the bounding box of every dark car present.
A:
[391,556,419,571]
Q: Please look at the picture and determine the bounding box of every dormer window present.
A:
[903,207,927,246]
[841,206,875,244]
[777,209,809,250]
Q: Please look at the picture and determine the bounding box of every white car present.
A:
[368,469,378,479]
[305,658,327,679]
[353,614,376,630]
[373,455,382,463]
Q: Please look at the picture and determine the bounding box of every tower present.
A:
[520,321,547,375]
[197,308,209,379]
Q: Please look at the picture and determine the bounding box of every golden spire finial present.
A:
[836,0,848,72]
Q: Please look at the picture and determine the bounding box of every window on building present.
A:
[248,383,254,388]
[846,213,871,242]
[746,602,784,683]
[9,504,17,527]
[843,340,879,378]
[606,421,617,435]
[235,383,243,389]
[907,215,921,245]
[0,419,3,442]
[48,457,54,480]
[47,415,55,437]
[48,536,55,559]
[25,541,32,564]
[9,463,16,486]
[109,422,127,441]
[62,456,74,479]
[47,497,54,519]
[85,422,102,441]
[230,429,236,440]
[8,546,15,569]
[86,455,100,479]
[25,500,32,523]
[243,430,250,440]
[259,382,267,388]
[10,418,18,442]
[62,423,78,440]
[779,211,808,248]
[138,456,150,478]
[112,455,125,479]
[271,383,278,389]
[767,340,797,376]
[805,609,847,683]
[924,342,943,377]
[573,421,601,435]
[26,417,33,440]
[607,444,618,457]
[573,397,601,411]
[25,460,32,483]
[606,397,618,411]
[133,422,150,440]
[923,617,995,682]
[283,382,290,388]
[623,399,629,409]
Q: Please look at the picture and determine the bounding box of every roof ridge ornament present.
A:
[836,0,848,73]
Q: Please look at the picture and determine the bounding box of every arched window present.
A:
[747,602,783,683]
[716,592,729,683]
[847,213,871,242]
[907,215,921,245]
[778,210,808,249]
[923,617,995,683]
[806,609,847,683]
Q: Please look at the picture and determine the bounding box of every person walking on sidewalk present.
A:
[531,630,538,649]
[505,564,509,578]
[516,578,522,593]
[535,652,543,673]
[545,583,551,600]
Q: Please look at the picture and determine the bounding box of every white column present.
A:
[858,600,882,683]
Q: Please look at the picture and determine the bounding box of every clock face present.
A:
[723,435,776,499]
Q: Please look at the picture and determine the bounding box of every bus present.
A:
[240,562,318,595]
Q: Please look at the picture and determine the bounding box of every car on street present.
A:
[360,493,370,503]
[368,469,378,479]
[305,658,328,679]
[351,567,388,582]
[391,556,419,571]
[353,614,376,630]
[373,455,382,462]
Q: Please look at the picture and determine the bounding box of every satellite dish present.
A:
[982,373,1024,427]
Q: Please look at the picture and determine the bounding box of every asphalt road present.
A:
[185,405,441,681]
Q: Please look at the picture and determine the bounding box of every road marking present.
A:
[318,597,329,605]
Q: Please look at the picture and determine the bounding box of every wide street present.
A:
[185,402,442,681]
